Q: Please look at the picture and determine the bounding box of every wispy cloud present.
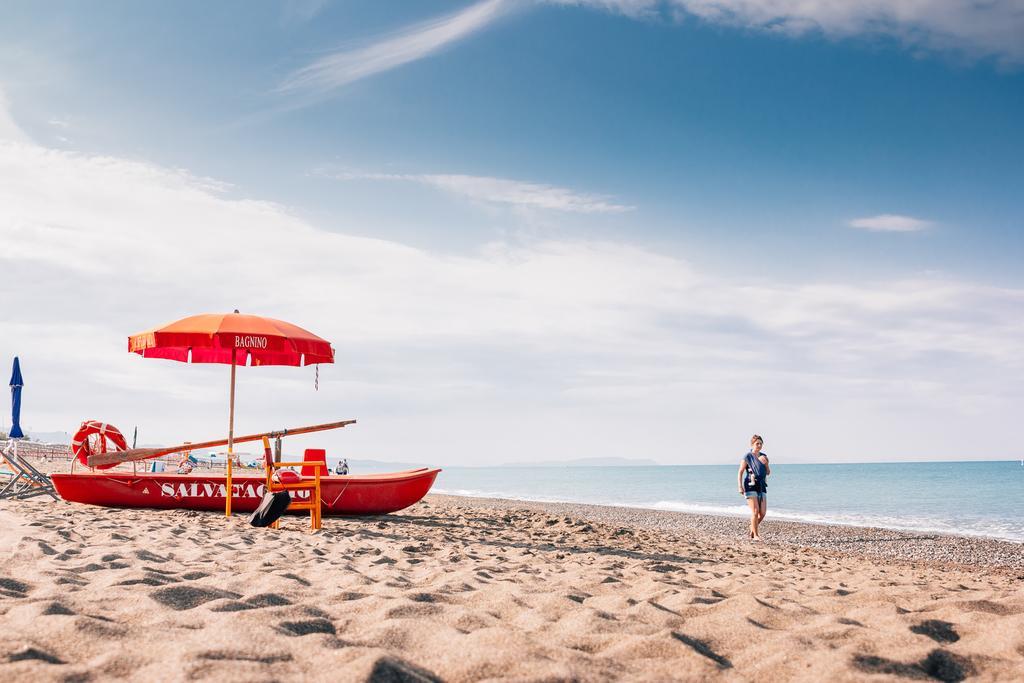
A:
[279,0,510,97]
[559,0,1024,65]
[280,0,331,26]
[849,214,932,232]
[0,87,29,143]
[550,0,660,19]
[332,171,634,213]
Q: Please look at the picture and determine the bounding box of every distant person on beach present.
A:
[738,434,770,541]
[335,458,349,475]
[176,455,194,475]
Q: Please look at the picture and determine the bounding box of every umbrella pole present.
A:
[225,354,236,517]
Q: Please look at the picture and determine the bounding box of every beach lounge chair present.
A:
[0,441,58,500]
[260,437,325,530]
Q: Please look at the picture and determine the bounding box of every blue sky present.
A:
[1,1,1022,464]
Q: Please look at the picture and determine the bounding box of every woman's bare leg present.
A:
[756,497,767,538]
[746,497,759,539]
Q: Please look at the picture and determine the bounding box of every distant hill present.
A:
[344,459,431,473]
[499,457,662,467]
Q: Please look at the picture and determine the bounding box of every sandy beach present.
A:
[1,490,1022,682]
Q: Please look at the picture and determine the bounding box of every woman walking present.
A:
[738,434,770,540]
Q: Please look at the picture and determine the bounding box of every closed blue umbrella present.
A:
[9,357,24,439]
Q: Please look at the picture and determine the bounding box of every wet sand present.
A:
[1,492,1022,681]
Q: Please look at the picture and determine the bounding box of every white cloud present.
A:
[0,88,30,143]
[332,171,633,213]
[278,0,511,97]
[2,91,1021,463]
[848,214,931,232]
[549,0,660,19]
[558,0,1024,65]
[280,0,331,26]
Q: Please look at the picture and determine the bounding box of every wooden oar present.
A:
[86,419,357,467]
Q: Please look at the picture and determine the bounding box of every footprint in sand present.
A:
[8,646,65,665]
[42,602,75,616]
[670,632,732,669]
[135,549,170,563]
[73,614,128,638]
[852,649,974,683]
[141,566,176,576]
[55,576,89,587]
[957,599,1016,616]
[910,620,960,643]
[387,603,442,619]
[691,596,724,605]
[279,572,311,586]
[209,595,291,613]
[0,577,31,598]
[337,591,370,601]
[275,618,336,636]
[246,593,293,608]
[117,573,180,587]
[366,655,442,683]
[36,541,58,556]
[195,650,293,664]
[149,585,241,610]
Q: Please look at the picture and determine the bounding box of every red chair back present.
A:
[264,440,274,469]
[301,448,327,477]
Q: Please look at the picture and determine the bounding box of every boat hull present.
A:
[51,468,440,516]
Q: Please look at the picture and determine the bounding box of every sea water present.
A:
[431,461,1024,543]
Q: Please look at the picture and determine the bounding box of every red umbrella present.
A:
[128,311,334,515]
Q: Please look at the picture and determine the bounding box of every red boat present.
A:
[51,468,440,516]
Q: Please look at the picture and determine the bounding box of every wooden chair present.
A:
[261,436,325,530]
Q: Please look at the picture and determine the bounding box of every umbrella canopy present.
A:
[129,312,333,366]
[127,311,334,516]
[8,357,24,439]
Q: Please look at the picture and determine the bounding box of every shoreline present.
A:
[428,494,1024,571]
[433,493,1024,546]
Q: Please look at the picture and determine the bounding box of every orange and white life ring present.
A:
[71,420,128,470]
